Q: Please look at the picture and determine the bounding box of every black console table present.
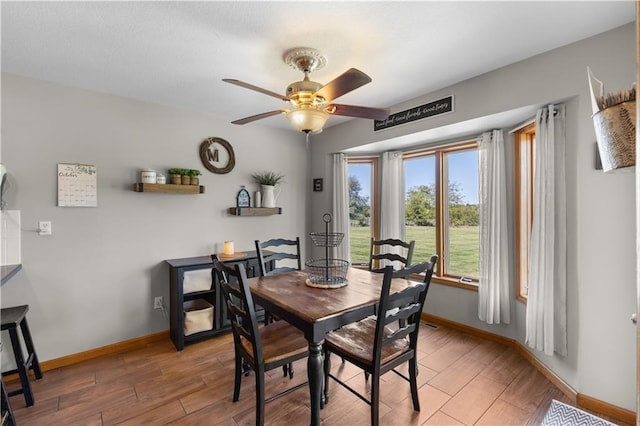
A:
[165,252,266,351]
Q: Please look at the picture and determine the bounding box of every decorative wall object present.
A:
[199,137,235,174]
[595,143,603,170]
[236,187,250,208]
[374,95,454,131]
[251,171,284,208]
[588,67,636,172]
[57,163,97,207]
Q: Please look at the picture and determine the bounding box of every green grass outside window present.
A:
[349,225,479,277]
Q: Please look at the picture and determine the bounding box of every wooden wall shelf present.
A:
[133,183,205,194]
[228,207,282,216]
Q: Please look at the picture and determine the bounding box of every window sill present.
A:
[351,264,370,270]
[431,275,478,291]
[351,266,479,291]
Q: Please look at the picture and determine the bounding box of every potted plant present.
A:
[251,171,284,208]
[168,168,182,185]
[188,169,202,185]
[179,168,191,185]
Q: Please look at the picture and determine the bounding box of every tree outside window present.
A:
[404,142,479,286]
[347,159,377,265]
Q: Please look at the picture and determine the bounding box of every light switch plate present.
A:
[39,221,52,235]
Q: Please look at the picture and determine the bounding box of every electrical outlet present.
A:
[39,221,52,235]
[154,296,163,310]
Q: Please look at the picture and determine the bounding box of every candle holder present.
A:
[223,241,234,255]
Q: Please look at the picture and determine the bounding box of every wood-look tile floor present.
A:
[7,322,626,425]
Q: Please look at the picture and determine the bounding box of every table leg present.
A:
[307,341,323,426]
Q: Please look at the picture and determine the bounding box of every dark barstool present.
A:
[1,305,42,407]
[1,376,16,426]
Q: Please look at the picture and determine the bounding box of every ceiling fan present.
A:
[223,47,390,134]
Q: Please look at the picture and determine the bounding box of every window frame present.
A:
[404,140,479,290]
[514,123,535,302]
[346,156,379,268]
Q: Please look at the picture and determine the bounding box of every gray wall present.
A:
[1,74,309,360]
[310,23,636,411]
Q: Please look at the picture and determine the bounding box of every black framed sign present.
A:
[313,178,323,192]
[374,95,454,131]
[236,187,250,208]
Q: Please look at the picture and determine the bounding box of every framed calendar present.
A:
[57,163,97,207]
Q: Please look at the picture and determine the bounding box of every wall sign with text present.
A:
[374,95,454,131]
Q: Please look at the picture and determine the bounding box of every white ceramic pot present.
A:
[261,184,279,208]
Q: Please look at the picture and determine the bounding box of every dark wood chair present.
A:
[254,237,302,276]
[323,256,437,426]
[254,237,302,378]
[368,237,415,272]
[212,259,308,426]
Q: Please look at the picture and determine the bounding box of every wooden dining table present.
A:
[247,267,420,426]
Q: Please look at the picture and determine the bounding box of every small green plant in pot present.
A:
[188,169,202,185]
[168,168,182,185]
[179,168,191,185]
[251,171,285,186]
[251,171,284,208]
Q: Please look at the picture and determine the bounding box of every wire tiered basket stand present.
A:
[305,213,350,288]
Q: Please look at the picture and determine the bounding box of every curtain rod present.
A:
[509,105,562,134]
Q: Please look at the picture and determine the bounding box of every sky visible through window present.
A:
[349,151,479,204]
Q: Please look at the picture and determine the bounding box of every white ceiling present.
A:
[1,1,636,132]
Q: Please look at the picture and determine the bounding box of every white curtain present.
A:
[525,104,567,356]
[332,153,351,262]
[379,151,405,268]
[477,130,510,324]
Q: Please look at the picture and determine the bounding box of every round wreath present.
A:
[199,137,235,174]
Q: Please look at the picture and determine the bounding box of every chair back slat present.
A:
[369,238,415,271]
[371,238,413,250]
[371,253,410,264]
[255,237,302,276]
[212,257,263,364]
[383,301,422,325]
[267,252,299,262]
[382,323,416,345]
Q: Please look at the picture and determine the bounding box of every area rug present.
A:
[542,399,617,426]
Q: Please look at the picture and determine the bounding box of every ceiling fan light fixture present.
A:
[224,47,386,132]
[285,108,330,133]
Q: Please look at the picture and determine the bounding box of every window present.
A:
[514,123,535,301]
[347,158,378,266]
[404,141,479,287]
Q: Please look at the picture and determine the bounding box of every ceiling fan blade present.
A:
[313,68,372,103]
[222,79,289,102]
[327,104,390,121]
[231,110,286,125]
